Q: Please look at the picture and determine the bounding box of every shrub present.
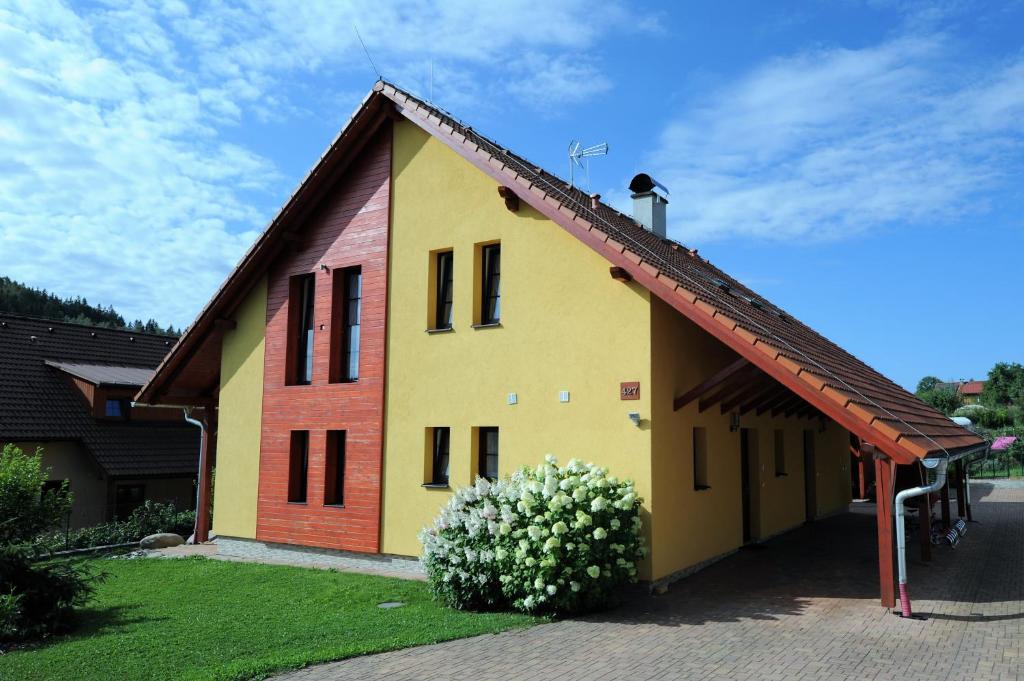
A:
[29,501,195,554]
[0,444,72,546]
[0,545,100,641]
[420,456,645,615]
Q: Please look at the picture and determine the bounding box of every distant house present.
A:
[957,380,985,405]
[0,315,199,528]
[936,379,986,405]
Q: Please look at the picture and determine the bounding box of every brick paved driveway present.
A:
[277,481,1024,681]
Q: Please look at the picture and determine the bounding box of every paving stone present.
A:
[270,480,1024,681]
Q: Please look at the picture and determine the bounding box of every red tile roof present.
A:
[139,80,985,465]
[959,381,985,395]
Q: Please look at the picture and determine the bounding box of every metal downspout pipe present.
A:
[182,409,207,545]
[894,457,948,618]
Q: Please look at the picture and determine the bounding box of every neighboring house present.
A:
[137,80,985,606]
[957,380,985,404]
[0,315,199,528]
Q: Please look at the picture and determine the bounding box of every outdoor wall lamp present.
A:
[729,412,740,432]
[628,412,641,427]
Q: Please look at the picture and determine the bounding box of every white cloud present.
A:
[650,35,1024,242]
[0,0,632,327]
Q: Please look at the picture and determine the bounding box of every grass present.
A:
[0,557,539,681]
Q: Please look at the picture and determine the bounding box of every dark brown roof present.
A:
[44,361,155,387]
[0,315,198,477]
[139,79,984,465]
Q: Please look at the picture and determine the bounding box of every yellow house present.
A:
[137,81,985,603]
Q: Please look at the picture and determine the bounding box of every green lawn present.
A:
[0,557,539,681]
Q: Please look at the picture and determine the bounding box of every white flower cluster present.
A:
[420,455,645,614]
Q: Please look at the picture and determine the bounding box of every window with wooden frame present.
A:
[693,427,709,490]
[427,427,450,486]
[288,430,309,503]
[105,398,129,419]
[324,430,346,506]
[288,274,315,385]
[478,427,499,480]
[330,267,361,382]
[480,244,501,325]
[774,429,787,476]
[434,251,454,330]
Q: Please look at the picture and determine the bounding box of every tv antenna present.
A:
[568,140,609,189]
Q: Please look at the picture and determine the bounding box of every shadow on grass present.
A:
[7,605,164,653]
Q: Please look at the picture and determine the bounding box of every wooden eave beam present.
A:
[497,185,520,212]
[772,395,802,417]
[739,383,783,415]
[721,376,775,414]
[753,386,792,415]
[673,358,750,411]
[785,398,808,418]
[609,266,632,282]
[698,365,760,413]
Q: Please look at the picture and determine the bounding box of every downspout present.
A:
[894,457,948,618]
[182,409,206,544]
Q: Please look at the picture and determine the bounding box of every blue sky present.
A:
[1,0,1021,389]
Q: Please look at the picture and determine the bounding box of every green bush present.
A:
[0,545,100,641]
[0,444,72,545]
[30,501,195,554]
[420,456,645,615]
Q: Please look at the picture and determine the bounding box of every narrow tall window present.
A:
[478,427,499,480]
[291,274,315,385]
[325,431,346,506]
[693,427,709,490]
[331,267,362,382]
[774,430,786,476]
[480,244,501,325]
[435,251,454,329]
[430,427,450,485]
[288,431,309,503]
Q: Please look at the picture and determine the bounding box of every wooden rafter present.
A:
[754,386,792,415]
[739,383,783,415]
[698,365,760,413]
[784,398,807,418]
[772,394,802,417]
[721,377,774,414]
[673,357,749,411]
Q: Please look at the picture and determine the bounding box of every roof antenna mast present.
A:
[568,140,609,190]
[353,24,381,80]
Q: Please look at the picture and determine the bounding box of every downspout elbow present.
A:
[183,409,207,544]
[893,457,948,617]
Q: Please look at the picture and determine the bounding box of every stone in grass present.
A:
[140,533,185,549]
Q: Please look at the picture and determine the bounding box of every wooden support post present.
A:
[940,473,951,529]
[964,463,974,522]
[955,460,967,519]
[874,454,896,609]
[195,410,216,543]
[918,493,932,562]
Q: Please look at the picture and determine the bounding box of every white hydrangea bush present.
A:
[419,456,646,614]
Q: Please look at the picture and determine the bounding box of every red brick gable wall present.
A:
[255,127,391,553]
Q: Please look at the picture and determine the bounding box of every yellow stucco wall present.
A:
[648,298,853,580]
[381,121,653,567]
[212,275,267,539]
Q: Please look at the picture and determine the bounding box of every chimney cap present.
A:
[629,173,669,196]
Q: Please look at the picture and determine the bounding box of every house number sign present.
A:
[620,382,640,400]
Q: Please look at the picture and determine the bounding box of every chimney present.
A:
[628,173,668,238]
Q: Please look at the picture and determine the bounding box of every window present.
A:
[115,484,145,519]
[774,430,786,476]
[478,427,499,480]
[105,398,128,418]
[331,267,361,382]
[428,427,451,486]
[288,431,309,503]
[434,251,454,330]
[693,427,709,490]
[324,431,346,506]
[480,244,501,325]
[290,274,315,385]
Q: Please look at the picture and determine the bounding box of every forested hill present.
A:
[0,276,179,336]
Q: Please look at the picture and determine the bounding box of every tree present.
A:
[919,388,962,416]
[0,444,72,546]
[916,376,941,393]
[982,362,1024,408]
